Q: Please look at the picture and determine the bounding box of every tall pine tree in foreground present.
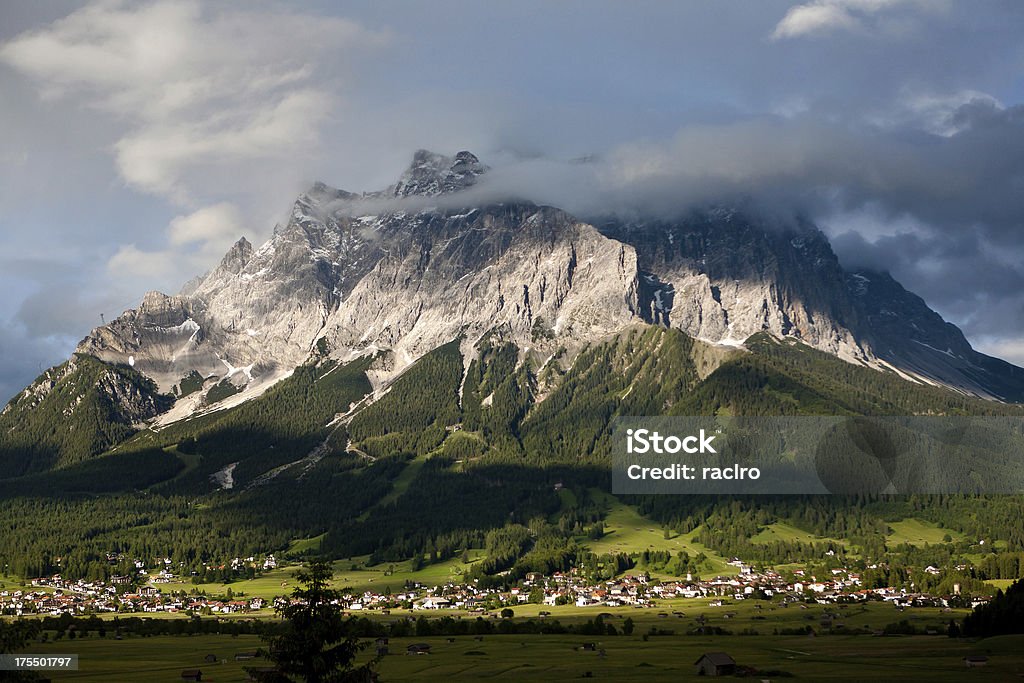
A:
[253,561,376,683]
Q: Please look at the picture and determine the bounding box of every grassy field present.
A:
[578,492,735,576]
[402,594,968,636]
[330,551,488,595]
[153,549,492,601]
[751,522,849,549]
[0,575,25,592]
[887,519,964,546]
[0,574,53,594]
[47,595,969,635]
[357,452,431,522]
[164,445,201,481]
[368,633,1024,682]
[21,613,1024,682]
[156,568,298,600]
[28,634,265,682]
[286,532,326,555]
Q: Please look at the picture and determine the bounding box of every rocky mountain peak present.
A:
[391,149,487,197]
[178,273,207,297]
[217,236,253,275]
[304,181,355,204]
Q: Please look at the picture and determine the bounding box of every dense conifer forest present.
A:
[1,327,1022,588]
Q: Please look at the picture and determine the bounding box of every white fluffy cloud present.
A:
[108,202,245,284]
[2,0,389,320]
[0,0,388,201]
[106,243,181,282]
[167,202,243,249]
[772,0,946,40]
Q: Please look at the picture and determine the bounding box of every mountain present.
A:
[0,354,172,477]
[846,268,1024,401]
[600,213,1024,401]
[3,149,1024,476]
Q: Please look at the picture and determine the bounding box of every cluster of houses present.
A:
[0,575,267,617]
[339,562,986,614]
[1,555,986,619]
[0,552,284,617]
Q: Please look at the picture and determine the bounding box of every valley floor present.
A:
[10,600,1022,681]
[19,631,1024,682]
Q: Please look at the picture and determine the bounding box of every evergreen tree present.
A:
[254,562,376,683]
[962,578,1024,637]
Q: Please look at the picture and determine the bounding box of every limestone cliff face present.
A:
[322,204,640,378]
[76,291,219,392]
[598,210,872,364]
[599,210,1024,401]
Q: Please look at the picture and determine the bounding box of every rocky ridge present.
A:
[66,149,1024,426]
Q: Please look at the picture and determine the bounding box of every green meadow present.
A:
[367,632,1024,682]
[886,518,964,546]
[28,634,264,682]
[153,549,489,600]
[751,522,848,549]
[575,493,736,576]
[18,603,1024,682]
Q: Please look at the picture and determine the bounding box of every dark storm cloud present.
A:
[0,323,71,404]
[830,226,1024,348]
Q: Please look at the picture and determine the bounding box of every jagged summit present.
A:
[294,150,488,208]
[308,180,354,199]
[217,236,253,275]
[390,149,487,197]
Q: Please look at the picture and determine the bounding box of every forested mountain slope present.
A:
[1,324,1022,581]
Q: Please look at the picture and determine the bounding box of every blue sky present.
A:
[1,0,1024,401]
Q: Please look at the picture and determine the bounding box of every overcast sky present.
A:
[2,0,1024,402]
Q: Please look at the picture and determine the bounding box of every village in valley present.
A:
[1,553,988,623]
